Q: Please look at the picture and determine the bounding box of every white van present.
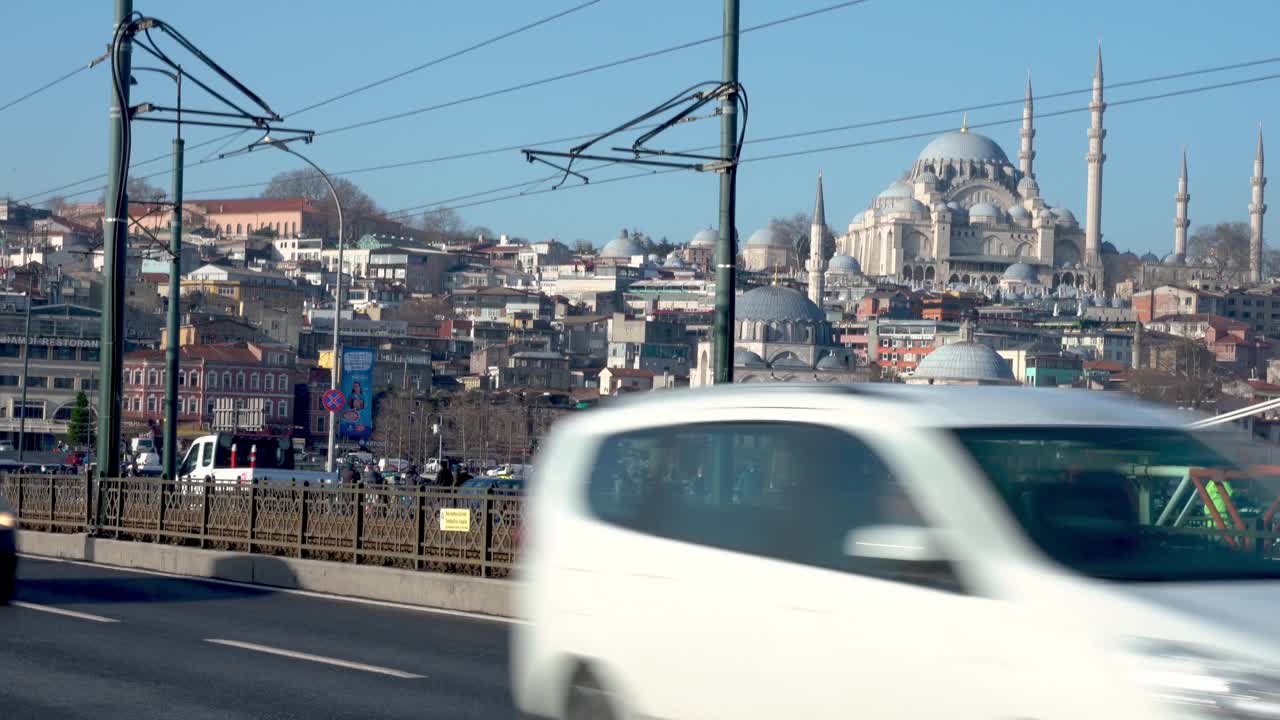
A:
[513,384,1280,720]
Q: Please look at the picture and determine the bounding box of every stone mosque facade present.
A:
[842,53,1109,292]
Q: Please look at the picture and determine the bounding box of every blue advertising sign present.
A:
[338,347,375,439]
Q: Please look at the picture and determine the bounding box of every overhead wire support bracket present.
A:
[521,80,747,189]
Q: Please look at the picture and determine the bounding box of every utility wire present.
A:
[316,0,870,138]
[16,0,870,204]
[289,0,603,117]
[379,69,1280,220]
[140,54,1280,202]
[12,0,607,202]
[0,52,108,115]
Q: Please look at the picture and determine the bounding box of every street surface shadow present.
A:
[14,555,299,605]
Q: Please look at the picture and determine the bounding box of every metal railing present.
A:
[0,474,523,578]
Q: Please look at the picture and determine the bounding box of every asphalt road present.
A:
[0,557,518,720]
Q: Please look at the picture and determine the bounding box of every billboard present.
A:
[339,346,375,439]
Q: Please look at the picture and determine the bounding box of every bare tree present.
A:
[416,207,464,238]
[1188,222,1251,281]
[774,211,836,261]
[44,195,68,216]
[571,239,594,255]
[261,169,380,218]
[395,295,454,320]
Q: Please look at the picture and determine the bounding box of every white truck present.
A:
[178,433,337,485]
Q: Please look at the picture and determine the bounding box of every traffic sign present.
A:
[321,388,346,413]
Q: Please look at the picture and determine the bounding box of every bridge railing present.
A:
[0,474,523,578]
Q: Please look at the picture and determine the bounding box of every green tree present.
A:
[66,391,94,447]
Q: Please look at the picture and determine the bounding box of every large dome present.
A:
[917,131,1010,164]
[746,225,791,248]
[690,227,718,248]
[914,342,1016,384]
[827,255,861,273]
[969,202,1003,222]
[877,180,914,199]
[736,285,826,323]
[1002,262,1039,284]
[601,236,644,258]
[733,347,766,368]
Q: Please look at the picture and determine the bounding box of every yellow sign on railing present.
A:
[439,508,471,532]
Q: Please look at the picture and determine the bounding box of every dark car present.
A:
[0,496,15,603]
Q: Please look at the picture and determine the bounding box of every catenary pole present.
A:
[712,0,739,384]
[97,0,132,478]
[163,74,183,481]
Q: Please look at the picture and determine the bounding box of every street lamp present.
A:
[430,413,445,467]
[256,135,346,473]
[132,65,183,481]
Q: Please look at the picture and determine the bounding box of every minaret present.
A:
[1251,126,1267,284]
[807,173,827,305]
[1174,148,1189,262]
[1019,73,1036,178]
[1084,45,1106,266]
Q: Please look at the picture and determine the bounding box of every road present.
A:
[0,557,518,719]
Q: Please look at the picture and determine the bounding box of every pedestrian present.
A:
[436,463,454,488]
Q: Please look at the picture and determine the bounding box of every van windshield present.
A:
[954,427,1280,582]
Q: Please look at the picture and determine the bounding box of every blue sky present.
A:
[2,0,1279,256]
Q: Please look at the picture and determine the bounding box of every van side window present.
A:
[588,422,925,575]
[199,442,213,468]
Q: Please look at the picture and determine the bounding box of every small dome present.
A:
[646,253,661,264]
[945,201,966,214]
[827,255,861,273]
[1017,176,1040,195]
[1007,206,1031,224]
[1162,253,1185,266]
[878,180,914,199]
[916,170,940,185]
[733,347,766,368]
[881,197,930,218]
[1101,241,1119,255]
[917,131,1011,164]
[690,227,718,248]
[746,225,791,248]
[816,353,846,371]
[1140,252,1160,264]
[771,354,810,369]
[1051,207,1078,227]
[850,211,865,226]
[914,342,1016,384]
[601,236,645,258]
[663,252,686,269]
[736,285,826,323]
[1002,262,1039,284]
[969,202,1002,222]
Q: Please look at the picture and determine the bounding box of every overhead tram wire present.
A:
[378,69,1280,220]
[11,0,607,203]
[17,0,872,205]
[0,52,108,115]
[133,53,1280,203]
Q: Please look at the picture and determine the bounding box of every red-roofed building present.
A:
[123,342,297,437]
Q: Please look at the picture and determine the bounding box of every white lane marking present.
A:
[10,601,119,624]
[204,638,425,679]
[18,554,523,625]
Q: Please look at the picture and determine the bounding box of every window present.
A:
[26,376,48,388]
[222,372,231,389]
[26,345,48,359]
[148,370,158,386]
[207,371,218,389]
[264,374,274,391]
[147,396,157,413]
[277,400,288,418]
[53,346,76,361]
[53,377,75,390]
[207,399,216,416]
[177,372,185,386]
[0,375,18,387]
[0,344,18,358]
[236,372,246,389]
[587,422,927,579]
[81,378,97,391]
[236,223,242,234]
[249,373,260,390]
[13,402,43,419]
[314,416,326,433]
[278,373,288,390]
[189,371,200,387]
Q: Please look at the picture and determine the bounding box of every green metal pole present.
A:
[163,137,183,480]
[97,0,132,478]
[712,0,739,385]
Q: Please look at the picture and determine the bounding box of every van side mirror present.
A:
[843,524,945,563]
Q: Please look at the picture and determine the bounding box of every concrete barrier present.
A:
[17,530,516,618]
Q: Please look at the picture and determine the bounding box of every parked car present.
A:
[0,441,14,453]
[513,384,1280,720]
[457,476,524,495]
[0,495,15,603]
